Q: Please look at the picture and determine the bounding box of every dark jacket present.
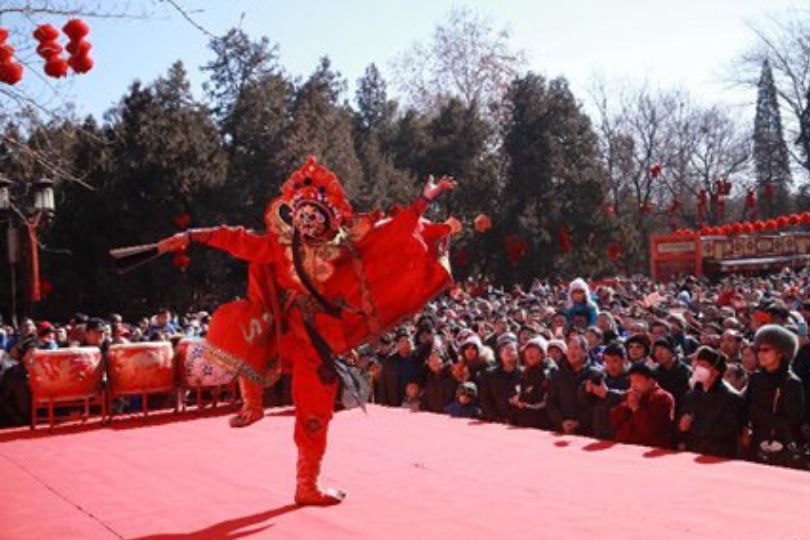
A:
[377,353,401,406]
[511,360,557,429]
[579,371,629,439]
[610,384,675,448]
[792,343,810,424]
[445,401,481,419]
[682,379,744,458]
[547,358,601,433]
[654,359,692,413]
[744,365,805,453]
[479,364,521,423]
[422,365,457,413]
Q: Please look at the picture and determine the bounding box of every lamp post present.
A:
[1,175,57,325]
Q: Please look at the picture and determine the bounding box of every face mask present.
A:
[689,365,711,389]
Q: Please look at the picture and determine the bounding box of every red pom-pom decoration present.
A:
[473,214,492,233]
[650,162,663,178]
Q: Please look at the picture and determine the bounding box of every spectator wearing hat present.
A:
[511,337,556,429]
[479,334,520,423]
[652,337,692,414]
[547,334,602,435]
[625,333,652,367]
[743,324,806,462]
[610,362,675,448]
[580,341,630,439]
[546,339,567,365]
[678,347,743,458]
[566,278,598,328]
[82,318,111,353]
[35,322,58,350]
[457,333,495,388]
[422,340,456,413]
[445,382,481,419]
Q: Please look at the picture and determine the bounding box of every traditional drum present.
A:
[106,341,175,397]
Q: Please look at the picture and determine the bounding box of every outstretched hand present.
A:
[422,174,457,201]
[157,232,190,254]
[444,216,463,236]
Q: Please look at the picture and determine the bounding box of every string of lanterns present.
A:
[0,18,93,85]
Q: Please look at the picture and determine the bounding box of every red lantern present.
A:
[765,219,778,231]
[62,19,90,41]
[753,221,766,232]
[607,243,622,260]
[730,223,743,235]
[802,212,810,224]
[63,19,93,75]
[650,162,663,178]
[777,216,790,229]
[0,61,22,85]
[741,223,754,234]
[0,30,23,86]
[746,189,756,209]
[39,279,53,299]
[699,225,711,235]
[173,252,191,272]
[68,54,93,74]
[473,214,492,233]
[452,248,470,268]
[763,181,776,200]
[173,213,192,229]
[667,199,682,215]
[789,214,801,226]
[44,59,69,78]
[556,227,572,254]
[33,24,60,42]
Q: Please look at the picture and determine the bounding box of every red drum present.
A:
[107,342,175,395]
[25,347,104,401]
[176,338,235,387]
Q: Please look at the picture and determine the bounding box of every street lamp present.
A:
[0,174,11,213]
[32,177,55,215]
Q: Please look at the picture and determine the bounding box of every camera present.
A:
[589,372,605,385]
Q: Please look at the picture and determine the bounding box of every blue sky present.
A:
[2,0,803,120]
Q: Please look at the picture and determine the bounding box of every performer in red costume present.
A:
[157,157,458,506]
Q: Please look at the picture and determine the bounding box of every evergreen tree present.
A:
[502,74,611,281]
[352,64,414,210]
[753,59,792,217]
[281,57,363,204]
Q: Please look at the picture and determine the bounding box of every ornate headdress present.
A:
[280,156,352,227]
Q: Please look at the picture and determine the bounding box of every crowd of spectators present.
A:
[2,269,810,469]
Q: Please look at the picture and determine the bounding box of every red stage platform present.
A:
[1,405,808,540]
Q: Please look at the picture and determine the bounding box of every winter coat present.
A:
[682,379,744,459]
[610,384,675,448]
[744,365,805,453]
[547,358,602,433]
[479,365,521,423]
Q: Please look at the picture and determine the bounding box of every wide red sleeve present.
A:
[196,226,277,264]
